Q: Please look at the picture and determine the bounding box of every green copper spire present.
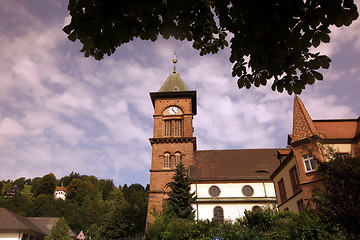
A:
[158,52,189,92]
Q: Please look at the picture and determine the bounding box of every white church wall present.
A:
[192,202,274,221]
[191,182,276,221]
[191,182,276,199]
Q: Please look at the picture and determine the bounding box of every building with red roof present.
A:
[270,96,360,212]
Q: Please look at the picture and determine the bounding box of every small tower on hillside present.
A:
[146,55,197,225]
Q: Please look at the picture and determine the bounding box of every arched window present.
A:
[164,153,170,168]
[252,206,261,212]
[163,106,183,137]
[174,152,182,167]
[213,206,224,222]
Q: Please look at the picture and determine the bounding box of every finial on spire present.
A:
[172,51,177,72]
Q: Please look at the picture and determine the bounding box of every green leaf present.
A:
[312,34,321,48]
[311,70,323,80]
[300,72,315,84]
[68,32,77,42]
[317,55,331,69]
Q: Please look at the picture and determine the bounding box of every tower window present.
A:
[164,153,170,168]
[164,119,183,137]
[213,206,224,222]
[164,120,172,137]
[303,154,316,172]
[174,120,183,137]
[174,152,182,167]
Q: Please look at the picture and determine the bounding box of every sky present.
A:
[0,0,359,187]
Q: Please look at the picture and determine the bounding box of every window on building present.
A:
[278,178,287,204]
[21,234,29,240]
[164,153,170,168]
[213,206,224,221]
[209,186,221,197]
[242,185,254,197]
[164,119,183,137]
[297,199,305,212]
[164,120,172,137]
[303,154,316,172]
[174,120,183,137]
[252,206,261,212]
[289,165,301,194]
[174,152,182,167]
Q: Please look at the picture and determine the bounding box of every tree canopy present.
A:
[314,155,360,240]
[63,0,358,94]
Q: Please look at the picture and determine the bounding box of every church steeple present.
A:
[147,56,197,225]
[291,96,319,143]
[158,54,189,92]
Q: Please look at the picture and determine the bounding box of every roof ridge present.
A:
[0,208,45,234]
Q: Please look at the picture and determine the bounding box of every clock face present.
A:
[168,106,179,115]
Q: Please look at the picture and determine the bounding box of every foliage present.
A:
[33,173,57,197]
[0,181,3,195]
[63,0,358,94]
[45,217,72,240]
[0,173,148,238]
[13,177,26,190]
[314,155,360,240]
[163,162,196,220]
[146,207,345,240]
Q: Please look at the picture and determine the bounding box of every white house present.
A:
[54,186,67,200]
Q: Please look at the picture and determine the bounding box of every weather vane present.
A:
[172,51,177,72]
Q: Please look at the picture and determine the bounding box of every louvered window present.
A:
[174,120,182,136]
[164,120,171,137]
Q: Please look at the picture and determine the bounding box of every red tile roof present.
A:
[55,186,66,192]
[190,149,284,181]
[291,96,319,143]
[314,120,359,139]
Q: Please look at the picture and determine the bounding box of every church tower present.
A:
[146,56,197,224]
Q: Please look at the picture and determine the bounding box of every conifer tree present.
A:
[164,162,196,220]
[45,217,71,240]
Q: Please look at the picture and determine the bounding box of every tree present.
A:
[13,177,26,190]
[313,155,360,240]
[163,162,196,220]
[33,173,57,197]
[63,0,358,94]
[98,179,115,200]
[45,217,72,240]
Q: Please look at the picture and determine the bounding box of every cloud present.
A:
[0,0,359,186]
